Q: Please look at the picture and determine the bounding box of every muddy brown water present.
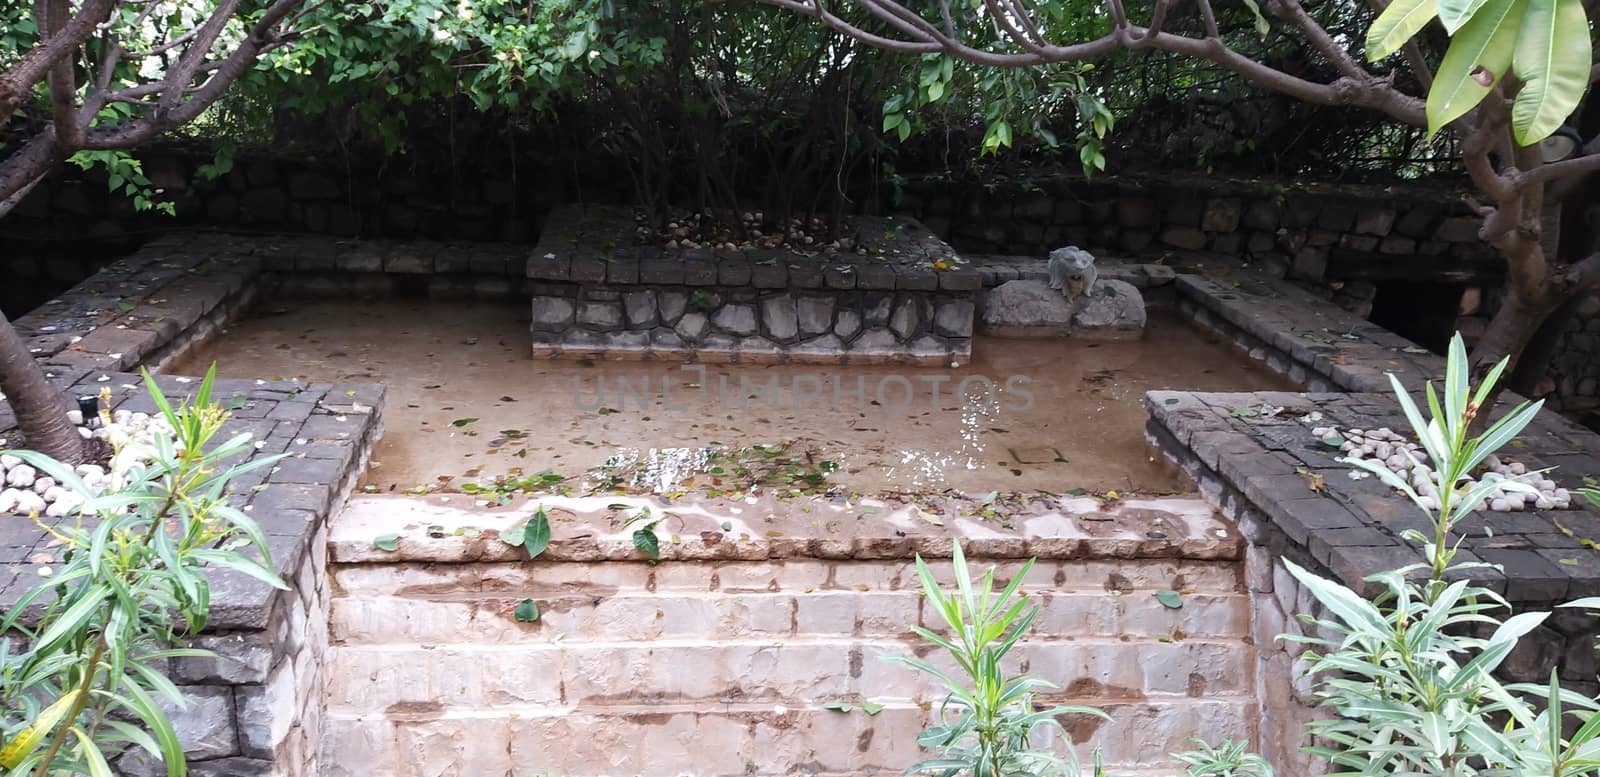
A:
[168,298,1295,495]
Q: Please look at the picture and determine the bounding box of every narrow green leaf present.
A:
[1426,0,1527,136]
[1510,0,1591,144]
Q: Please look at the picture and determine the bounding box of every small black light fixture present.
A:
[76,395,100,428]
[1539,125,1584,163]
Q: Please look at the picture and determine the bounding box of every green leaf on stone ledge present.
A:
[861,701,885,716]
[633,528,661,559]
[374,534,399,552]
[514,599,540,622]
[451,417,479,427]
[1155,590,1184,609]
[525,507,552,559]
[823,700,852,712]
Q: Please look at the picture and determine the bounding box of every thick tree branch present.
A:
[156,0,243,117]
[755,0,1427,126]
[1271,0,1372,82]
[41,0,82,150]
[0,0,118,125]
[1513,152,1600,193]
[85,0,304,149]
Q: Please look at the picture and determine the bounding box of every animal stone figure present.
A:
[1047,246,1098,310]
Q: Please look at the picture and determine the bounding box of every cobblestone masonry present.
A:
[1150,261,1600,774]
[527,205,980,363]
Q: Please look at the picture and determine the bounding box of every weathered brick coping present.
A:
[1146,390,1600,602]
[1175,270,1449,394]
[328,493,1242,564]
[0,372,385,630]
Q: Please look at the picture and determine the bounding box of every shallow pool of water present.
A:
[169,298,1295,496]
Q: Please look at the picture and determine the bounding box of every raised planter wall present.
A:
[526,206,980,364]
[1151,260,1600,774]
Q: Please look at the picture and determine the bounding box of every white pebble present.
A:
[1555,498,1571,510]
[0,455,17,470]
[1312,426,1332,437]
[41,486,63,504]
[1555,488,1571,502]
[6,465,35,488]
[1375,443,1393,460]
[1485,455,1502,470]
[1539,479,1556,492]
[1490,498,1511,512]
[77,427,92,439]
[66,410,83,425]
[74,464,104,479]
[1506,498,1526,511]
[1483,471,1503,482]
[1508,462,1527,476]
[1386,454,1408,470]
[31,477,54,495]
[0,489,18,513]
[1361,443,1377,456]
[15,491,45,514]
[1375,427,1395,440]
[1418,496,1439,510]
[44,500,70,518]
[1536,495,1555,510]
[1340,441,1357,453]
[113,409,131,425]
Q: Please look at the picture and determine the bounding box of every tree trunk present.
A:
[1465,273,1565,440]
[0,312,83,464]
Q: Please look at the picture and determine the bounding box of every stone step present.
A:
[325,638,1254,711]
[320,700,1253,777]
[329,555,1243,599]
[329,588,1252,645]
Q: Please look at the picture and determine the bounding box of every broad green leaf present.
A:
[513,598,540,622]
[1510,0,1591,144]
[1367,0,1441,59]
[525,507,552,559]
[632,528,660,559]
[1439,0,1493,33]
[1155,590,1184,609]
[1426,0,1527,137]
[861,700,885,715]
[373,534,399,552]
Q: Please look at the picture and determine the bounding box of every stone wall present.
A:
[1547,294,1600,415]
[898,175,1496,287]
[527,206,979,364]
